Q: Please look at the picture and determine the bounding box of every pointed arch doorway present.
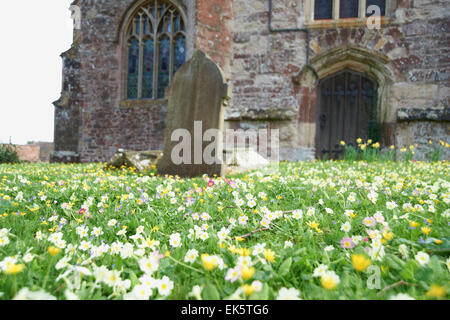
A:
[315,69,380,159]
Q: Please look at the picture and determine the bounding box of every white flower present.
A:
[116,229,127,236]
[313,264,328,277]
[157,276,174,296]
[415,251,430,266]
[292,210,303,220]
[76,226,88,238]
[247,199,256,208]
[389,293,415,300]
[306,207,315,216]
[23,253,34,263]
[126,284,153,300]
[55,256,71,270]
[399,244,408,259]
[91,227,104,237]
[284,241,293,248]
[252,243,266,256]
[188,285,203,300]
[108,219,117,227]
[120,243,134,259]
[0,228,9,237]
[199,231,209,241]
[140,274,158,289]
[78,241,91,252]
[104,270,122,287]
[340,222,351,232]
[217,227,230,242]
[13,288,56,300]
[225,266,241,283]
[139,255,159,275]
[238,215,249,225]
[184,249,199,263]
[324,245,334,252]
[277,287,301,300]
[169,233,182,248]
[251,280,263,292]
[0,237,9,246]
[325,208,334,214]
[386,201,398,210]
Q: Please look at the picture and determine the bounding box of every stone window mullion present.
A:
[360,0,367,19]
[137,15,144,99]
[333,0,340,21]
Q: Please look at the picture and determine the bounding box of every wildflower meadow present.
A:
[0,157,449,300]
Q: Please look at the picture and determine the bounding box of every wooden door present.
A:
[315,70,378,159]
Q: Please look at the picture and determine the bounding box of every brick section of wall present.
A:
[195,0,233,77]
[16,145,40,163]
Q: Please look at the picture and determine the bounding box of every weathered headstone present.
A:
[157,50,230,177]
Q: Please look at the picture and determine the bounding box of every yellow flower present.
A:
[351,254,371,272]
[340,141,346,146]
[239,248,251,256]
[421,226,431,235]
[263,249,275,263]
[201,254,217,271]
[242,284,254,296]
[426,285,446,299]
[47,246,61,256]
[152,226,159,232]
[434,239,443,245]
[390,145,395,150]
[360,144,366,151]
[219,242,226,248]
[241,266,255,280]
[356,138,362,144]
[307,221,319,229]
[4,264,25,275]
[164,251,170,257]
[367,139,372,145]
[409,221,419,228]
[382,231,394,240]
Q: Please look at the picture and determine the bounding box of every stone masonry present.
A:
[53,0,450,163]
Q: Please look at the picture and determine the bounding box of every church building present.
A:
[52,0,449,162]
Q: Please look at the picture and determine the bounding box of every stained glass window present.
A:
[314,0,333,20]
[142,38,154,99]
[340,0,359,18]
[158,36,171,99]
[174,36,186,74]
[366,0,386,16]
[127,38,139,99]
[125,1,186,100]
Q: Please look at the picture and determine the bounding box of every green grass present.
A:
[0,160,448,300]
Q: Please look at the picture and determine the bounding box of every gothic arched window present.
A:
[125,0,186,100]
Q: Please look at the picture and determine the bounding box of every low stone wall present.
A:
[15,145,40,163]
[396,108,450,161]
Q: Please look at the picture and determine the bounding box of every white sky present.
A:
[0,1,74,144]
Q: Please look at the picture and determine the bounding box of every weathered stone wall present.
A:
[54,0,234,163]
[227,0,450,161]
[53,0,449,163]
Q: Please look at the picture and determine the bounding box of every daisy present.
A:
[184,249,199,263]
[415,251,430,266]
[340,222,351,232]
[276,287,301,300]
[157,276,174,296]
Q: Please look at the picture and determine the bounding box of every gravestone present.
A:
[157,50,230,177]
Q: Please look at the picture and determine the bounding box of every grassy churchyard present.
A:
[0,146,449,300]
